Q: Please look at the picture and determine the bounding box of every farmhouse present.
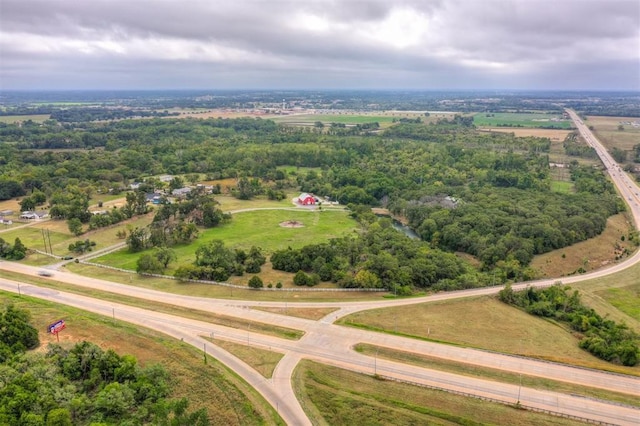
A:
[20,211,38,220]
[171,187,192,198]
[298,193,318,205]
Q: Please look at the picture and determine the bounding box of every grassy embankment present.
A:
[1,270,304,341]
[353,343,640,408]
[339,294,640,375]
[293,360,589,426]
[0,293,283,426]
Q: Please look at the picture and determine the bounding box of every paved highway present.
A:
[1,110,639,424]
[1,264,639,425]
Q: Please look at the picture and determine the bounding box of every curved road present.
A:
[1,110,640,424]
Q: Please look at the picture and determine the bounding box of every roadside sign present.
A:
[48,320,66,341]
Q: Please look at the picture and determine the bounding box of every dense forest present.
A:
[0,304,209,425]
[0,115,629,288]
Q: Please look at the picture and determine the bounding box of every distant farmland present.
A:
[473,112,573,129]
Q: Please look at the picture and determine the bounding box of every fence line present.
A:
[379,374,616,426]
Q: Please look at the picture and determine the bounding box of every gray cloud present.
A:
[1,0,638,90]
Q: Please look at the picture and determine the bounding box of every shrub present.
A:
[248,275,263,289]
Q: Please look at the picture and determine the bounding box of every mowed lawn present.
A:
[94,209,357,271]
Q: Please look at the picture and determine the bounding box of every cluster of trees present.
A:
[0,305,39,362]
[563,133,597,158]
[18,189,47,211]
[137,247,177,274]
[0,327,208,425]
[632,144,640,163]
[125,193,229,254]
[399,164,620,272]
[68,239,96,254]
[50,107,179,122]
[272,220,485,292]
[0,237,27,260]
[499,284,639,366]
[174,240,266,282]
[0,178,26,200]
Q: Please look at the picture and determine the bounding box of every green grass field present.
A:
[598,283,640,322]
[473,112,572,129]
[92,209,357,272]
[339,295,640,375]
[293,360,587,426]
[550,180,575,193]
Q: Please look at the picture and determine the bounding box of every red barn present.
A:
[298,193,316,205]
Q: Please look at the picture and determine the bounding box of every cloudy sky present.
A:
[1,0,639,91]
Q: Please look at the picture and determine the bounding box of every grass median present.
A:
[3,270,304,340]
[293,360,588,426]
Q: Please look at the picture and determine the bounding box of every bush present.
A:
[248,275,263,289]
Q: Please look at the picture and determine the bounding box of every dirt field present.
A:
[479,127,571,141]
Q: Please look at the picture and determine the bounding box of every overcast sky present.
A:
[1,0,639,91]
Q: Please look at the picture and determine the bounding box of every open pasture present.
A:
[480,127,571,141]
[587,115,640,152]
[473,112,572,129]
[340,295,640,375]
[92,209,357,272]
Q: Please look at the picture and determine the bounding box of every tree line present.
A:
[499,284,639,366]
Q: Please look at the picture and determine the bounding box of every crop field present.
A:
[92,209,357,272]
[480,127,572,141]
[473,112,572,129]
[293,360,588,426]
[339,295,640,375]
[0,114,50,123]
[1,293,279,425]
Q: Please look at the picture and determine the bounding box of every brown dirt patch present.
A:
[279,220,304,228]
